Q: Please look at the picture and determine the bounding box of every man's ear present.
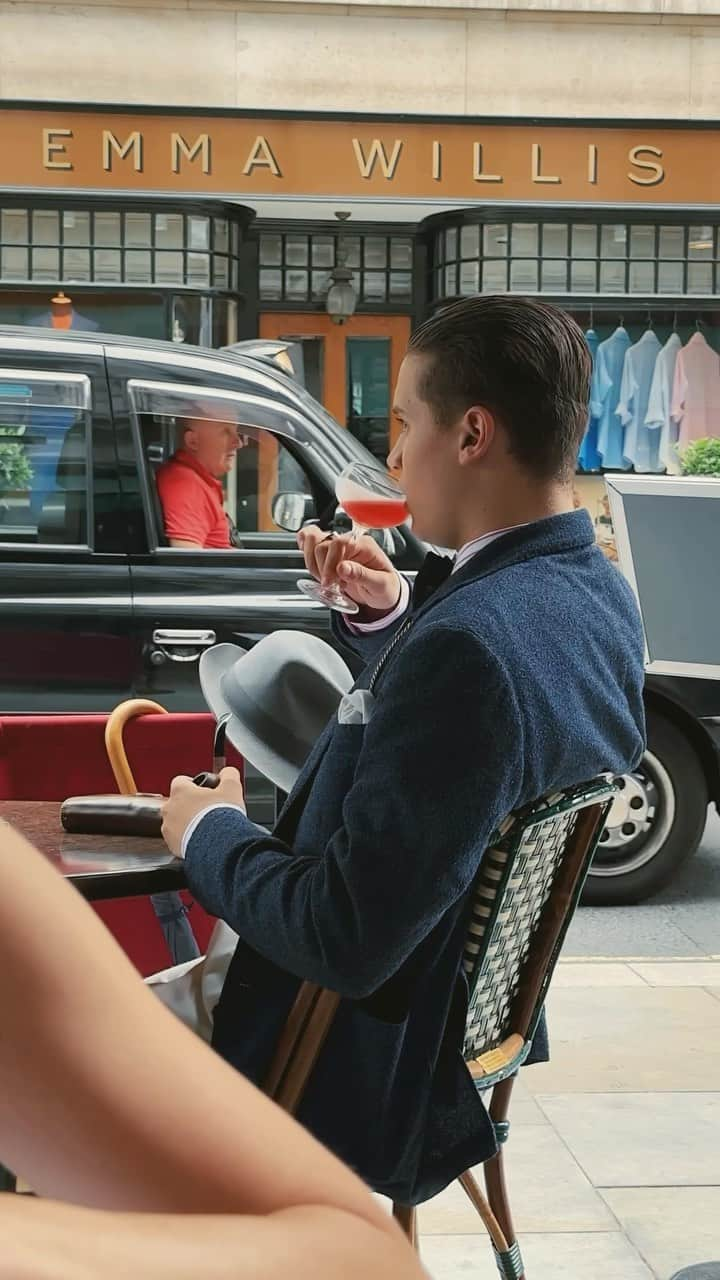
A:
[459,407,495,463]
[182,421,198,453]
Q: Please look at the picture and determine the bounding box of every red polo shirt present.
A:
[156,449,231,549]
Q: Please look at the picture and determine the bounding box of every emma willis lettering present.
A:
[41,128,665,188]
[1,109,715,204]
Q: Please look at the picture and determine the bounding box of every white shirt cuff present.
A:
[181,803,247,859]
[345,573,410,634]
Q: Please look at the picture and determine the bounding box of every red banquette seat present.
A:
[0,713,243,975]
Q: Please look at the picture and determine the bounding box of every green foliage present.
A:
[0,424,33,491]
[680,437,720,478]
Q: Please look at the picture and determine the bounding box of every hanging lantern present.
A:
[326,263,357,325]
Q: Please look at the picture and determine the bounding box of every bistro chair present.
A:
[262,774,616,1280]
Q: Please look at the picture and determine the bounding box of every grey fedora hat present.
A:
[199,630,354,795]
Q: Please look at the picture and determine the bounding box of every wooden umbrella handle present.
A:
[104,699,168,795]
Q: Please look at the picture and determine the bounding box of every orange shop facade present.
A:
[1,102,720,491]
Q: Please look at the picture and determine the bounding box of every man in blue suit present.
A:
[162,296,646,1205]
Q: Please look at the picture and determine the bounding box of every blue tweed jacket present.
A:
[184,511,645,1204]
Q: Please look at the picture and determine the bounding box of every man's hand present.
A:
[161,767,246,858]
[298,526,401,617]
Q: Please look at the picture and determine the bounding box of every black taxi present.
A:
[1,324,719,903]
[0,326,421,717]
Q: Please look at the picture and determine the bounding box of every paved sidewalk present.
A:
[416,957,720,1279]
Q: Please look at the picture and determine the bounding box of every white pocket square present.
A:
[337,688,376,725]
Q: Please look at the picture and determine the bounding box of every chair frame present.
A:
[263,776,616,1280]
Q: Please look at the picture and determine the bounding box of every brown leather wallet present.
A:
[60,793,164,838]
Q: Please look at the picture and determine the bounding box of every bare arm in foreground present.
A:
[0,822,422,1280]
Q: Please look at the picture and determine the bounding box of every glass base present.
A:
[297,576,359,615]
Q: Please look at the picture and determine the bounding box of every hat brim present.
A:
[199,643,303,795]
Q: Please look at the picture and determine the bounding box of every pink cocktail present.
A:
[337,478,409,531]
[297,461,409,615]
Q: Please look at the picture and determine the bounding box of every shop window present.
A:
[659,226,685,259]
[311,270,330,300]
[214,220,230,254]
[510,259,539,291]
[541,258,568,291]
[570,259,597,292]
[286,235,309,267]
[601,224,627,260]
[482,260,508,291]
[33,210,59,246]
[363,272,387,302]
[630,225,655,259]
[62,211,90,246]
[364,238,387,270]
[125,212,152,247]
[187,252,211,287]
[688,262,713,294]
[658,261,684,293]
[126,250,153,284]
[0,205,244,294]
[343,237,361,269]
[155,251,184,285]
[430,215,720,301]
[391,239,413,270]
[484,225,508,258]
[599,260,626,293]
[188,216,210,251]
[212,256,230,289]
[64,248,91,283]
[95,212,122,247]
[0,371,91,547]
[286,269,309,300]
[390,270,413,299]
[571,224,597,258]
[312,236,334,268]
[543,224,568,258]
[1,247,28,280]
[94,249,122,283]
[155,213,183,250]
[258,231,414,307]
[511,224,539,256]
[2,209,27,244]
[31,247,59,281]
[259,269,282,301]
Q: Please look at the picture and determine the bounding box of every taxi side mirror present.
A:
[271,491,316,533]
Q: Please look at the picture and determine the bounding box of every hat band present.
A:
[220,677,311,772]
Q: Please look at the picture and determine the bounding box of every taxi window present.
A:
[0,370,91,546]
[128,379,317,548]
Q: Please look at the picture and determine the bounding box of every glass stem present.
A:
[350,522,368,543]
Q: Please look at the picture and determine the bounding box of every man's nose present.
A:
[387,440,402,472]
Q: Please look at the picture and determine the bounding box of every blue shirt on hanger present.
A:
[578,328,602,471]
[590,326,632,470]
[617,329,663,472]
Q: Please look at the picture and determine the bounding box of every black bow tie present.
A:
[412,551,455,609]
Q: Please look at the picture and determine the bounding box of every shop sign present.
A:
[1,108,718,204]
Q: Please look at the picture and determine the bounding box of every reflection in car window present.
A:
[0,370,91,546]
[128,381,316,547]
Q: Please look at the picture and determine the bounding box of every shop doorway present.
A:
[259,313,411,463]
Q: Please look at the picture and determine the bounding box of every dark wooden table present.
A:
[0,801,186,900]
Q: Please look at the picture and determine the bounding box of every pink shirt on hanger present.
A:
[671,331,720,447]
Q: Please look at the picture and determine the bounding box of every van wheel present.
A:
[582,710,708,906]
